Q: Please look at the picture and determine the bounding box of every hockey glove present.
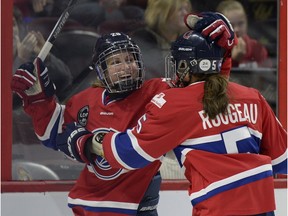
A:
[56,122,95,163]
[184,12,238,54]
[11,57,56,107]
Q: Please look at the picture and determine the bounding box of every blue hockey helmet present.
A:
[165,30,224,85]
[92,32,145,93]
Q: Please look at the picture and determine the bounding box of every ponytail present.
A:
[200,74,229,119]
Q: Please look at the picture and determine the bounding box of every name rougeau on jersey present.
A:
[199,103,258,130]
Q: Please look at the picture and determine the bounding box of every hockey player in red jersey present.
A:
[90,29,287,215]
[11,32,172,216]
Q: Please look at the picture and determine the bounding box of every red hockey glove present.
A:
[56,122,94,163]
[184,12,238,54]
[11,57,56,107]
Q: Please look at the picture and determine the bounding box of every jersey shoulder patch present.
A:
[151,92,167,108]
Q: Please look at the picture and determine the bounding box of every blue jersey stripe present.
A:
[272,159,288,174]
[190,168,273,206]
[68,204,137,215]
[41,114,61,150]
[114,132,151,169]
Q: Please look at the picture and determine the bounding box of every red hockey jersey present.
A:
[102,81,287,215]
[24,78,171,215]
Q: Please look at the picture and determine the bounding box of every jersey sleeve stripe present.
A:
[111,130,156,169]
[36,103,64,140]
[127,130,156,162]
[272,149,287,165]
[36,104,65,149]
[271,149,287,173]
[110,132,135,170]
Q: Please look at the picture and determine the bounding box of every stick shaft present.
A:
[25,0,78,95]
[37,0,78,61]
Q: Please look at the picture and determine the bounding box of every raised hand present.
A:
[11,57,56,107]
[185,12,238,53]
[16,32,38,61]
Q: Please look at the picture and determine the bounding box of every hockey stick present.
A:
[38,0,80,61]
[26,0,79,95]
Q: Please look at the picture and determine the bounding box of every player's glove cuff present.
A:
[56,122,94,163]
[11,58,56,107]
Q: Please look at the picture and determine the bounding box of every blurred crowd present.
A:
[13,0,277,82]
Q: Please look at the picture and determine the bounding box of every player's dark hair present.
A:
[195,73,229,119]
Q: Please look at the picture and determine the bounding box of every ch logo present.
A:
[88,128,128,180]
[90,157,125,180]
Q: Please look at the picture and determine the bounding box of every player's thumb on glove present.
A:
[184,13,203,30]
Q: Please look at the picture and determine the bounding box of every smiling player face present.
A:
[105,51,139,85]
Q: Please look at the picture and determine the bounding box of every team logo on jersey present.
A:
[88,128,128,180]
[151,92,166,108]
[89,157,126,180]
[77,106,89,126]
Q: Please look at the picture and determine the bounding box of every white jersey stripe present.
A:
[127,130,156,162]
[37,103,64,141]
[272,149,287,166]
[68,197,138,210]
[248,127,262,139]
[181,134,222,146]
[189,164,272,201]
[181,126,262,146]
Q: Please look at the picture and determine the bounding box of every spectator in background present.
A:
[14,0,58,22]
[98,0,143,21]
[126,0,147,9]
[130,0,192,79]
[216,0,272,68]
[14,0,97,21]
[67,0,145,30]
